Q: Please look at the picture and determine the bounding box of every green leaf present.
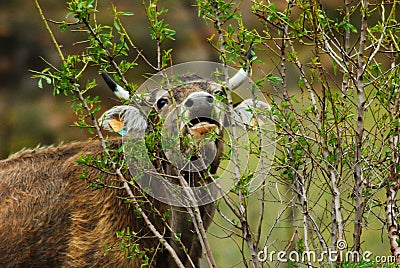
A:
[38,78,43,89]
[114,21,121,32]
[119,11,134,16]
[266,74,283,84]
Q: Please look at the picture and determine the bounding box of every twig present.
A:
[117,169,186,268]
[112,3,157,70]
[34,0,64,61]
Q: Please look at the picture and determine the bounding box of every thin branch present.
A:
[353,0,369,253]
[386,43,400,262]
[118,170,186,268]
[34,0,64,61]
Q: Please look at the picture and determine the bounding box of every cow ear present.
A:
[233,99,270,129]
[98,105,147,136]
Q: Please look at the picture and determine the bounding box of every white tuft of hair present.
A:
[99,105,147,136]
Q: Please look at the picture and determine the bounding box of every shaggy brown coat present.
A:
[0,139,213,267]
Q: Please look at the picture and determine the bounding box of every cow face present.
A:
[148,76,226,173]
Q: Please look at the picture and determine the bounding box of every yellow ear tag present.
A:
[108,119,124,133]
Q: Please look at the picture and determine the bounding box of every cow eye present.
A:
[156,98,169,109]
[214,89,225,97]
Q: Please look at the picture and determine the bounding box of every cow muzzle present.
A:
[181,91,221,138]
[161,92,223,172]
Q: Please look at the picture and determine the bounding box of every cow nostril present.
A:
[190,155,198,161]
[207,95,214,104]
[185,99,194,107]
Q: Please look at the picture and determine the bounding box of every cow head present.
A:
[99,62,271,206]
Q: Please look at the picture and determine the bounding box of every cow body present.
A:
[0,140,135,267]
[0,139,213,267]
[0,64,267,267]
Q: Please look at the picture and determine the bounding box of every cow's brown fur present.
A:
[0,139,203,267]
[0,142,126,267]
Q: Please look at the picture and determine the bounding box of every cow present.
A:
[0,63,268,267]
